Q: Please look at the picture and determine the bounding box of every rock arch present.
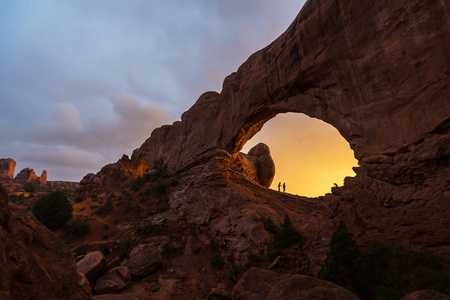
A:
[133,0,448,184]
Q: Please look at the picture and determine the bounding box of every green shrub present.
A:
[161,242,173,258]
[118,233,132,260]
[155,182,168,195]
[100,244,110,256]
[75,244,87,257]
[158,202,169,212]
[137,220,160,234]
[95,198,114,215]
[210,254,225,269]
[32,191,73,230]
[61,219,90,242]
[318,221,359,293]
[263,216,277,234]
[23,182,37,193]
[132,176,145,190]
[275,215,302,250]
[193,246,202,255]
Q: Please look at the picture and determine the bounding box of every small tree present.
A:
[32,191,73,230]
[318,220,360,292]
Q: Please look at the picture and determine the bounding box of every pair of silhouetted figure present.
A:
[278,182,286,192]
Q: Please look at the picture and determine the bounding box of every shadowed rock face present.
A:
[0,184,91,299]
[76,0,449,269]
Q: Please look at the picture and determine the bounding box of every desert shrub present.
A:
[32,191,73,230]
[61,219,90,242]
[73,197,84,203]
[209,239,218,251]
[137,220,160,234]
[132,176,145,191]
[318,221,359,293]
[275,215,302,250]
[75,244,87,257]
[23,182,37,193]
[161,242,173,258]
[155,182,168,195]
[158,202,169,212]
[9,194,25,203]
[100,244,110,256]
[227,264,243,283]
[95,198,114,215]
[264,215,302,262]
[355,243,450,299]
[193,246,202,255]
[118,233,132,260]
[263,216,277,234]
[210,254,225,269]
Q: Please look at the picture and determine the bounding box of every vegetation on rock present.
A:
[32,191,73,230]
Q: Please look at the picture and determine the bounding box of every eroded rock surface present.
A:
[0,158,16,183]
[126,244,162,280]
[94,266,131,294]
[77,251,107,283]
[0,184,91,299]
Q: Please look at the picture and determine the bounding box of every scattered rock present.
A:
[126,244,162,280]
[94,266,131,294]
[77,251,106,283]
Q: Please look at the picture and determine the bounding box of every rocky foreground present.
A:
[1,0,449,298]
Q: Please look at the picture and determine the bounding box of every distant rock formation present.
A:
[0,184,90,299]
[0,158,16,183]
[13,167,47,185]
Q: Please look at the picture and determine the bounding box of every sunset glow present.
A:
[242,113,359,197]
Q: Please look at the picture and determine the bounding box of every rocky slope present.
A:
[0,184,91,299]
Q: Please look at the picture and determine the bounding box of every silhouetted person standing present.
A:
[283,182,286,192]
[278,182,281,192]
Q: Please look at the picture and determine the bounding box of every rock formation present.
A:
[0,158,16,183]
[236,143,275,187]
[0,184,91,299]
[13,167,47,185]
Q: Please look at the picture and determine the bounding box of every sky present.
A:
[0,1,357,196]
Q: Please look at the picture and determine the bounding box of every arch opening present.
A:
[241,112,358,198]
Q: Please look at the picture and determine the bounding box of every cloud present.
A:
[3,95,173,181]
[0,1,306,181]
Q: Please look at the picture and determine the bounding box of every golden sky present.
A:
[242,113,359,197]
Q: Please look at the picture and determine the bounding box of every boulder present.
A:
[94,266,131,294]
[400,290,450,300]
[0,158,16,182]
[237,143,275,187]
[232,267,358,300]
[207,288,232,300]
[77,251,106,283]
[126,244,162,280]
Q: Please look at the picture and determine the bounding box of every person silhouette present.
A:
[278,182,281,192]
[283,182,286,192]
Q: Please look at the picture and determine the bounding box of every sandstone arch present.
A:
[131,0,448,183]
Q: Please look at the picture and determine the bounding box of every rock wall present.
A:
[0,184,91,299]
